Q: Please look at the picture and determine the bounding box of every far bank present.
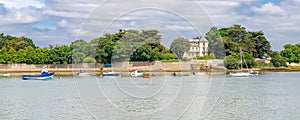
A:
[0,61,299,77]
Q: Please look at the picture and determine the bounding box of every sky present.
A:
[0,0,299,50]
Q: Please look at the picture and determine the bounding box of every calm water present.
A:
[0,72,299,120]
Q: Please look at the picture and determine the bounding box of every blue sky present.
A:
[0,0,299,50]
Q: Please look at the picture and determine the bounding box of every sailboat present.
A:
[229,49,253,77]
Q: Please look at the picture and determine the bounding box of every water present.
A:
[0,72,299,120]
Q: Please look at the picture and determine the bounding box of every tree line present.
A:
[205,24,299,69]
[0,25,298,69]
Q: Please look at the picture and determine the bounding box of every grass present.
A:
[160,59,180,62]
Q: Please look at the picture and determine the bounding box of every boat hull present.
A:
[22,72,55,80]
[229,72,253,77]
[77,72,92,76]
[102,72,121,78]
[130,72,144,77]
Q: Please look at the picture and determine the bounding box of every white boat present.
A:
[0,73,10,77]
[193,72,206,76]
[173,72,189,76]
[102,71,121,78]
[229,48,253,77]
[130,70,144,77]
[77,72,92,76]
[229,72,252,77]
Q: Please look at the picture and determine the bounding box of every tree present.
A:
[225,55,239,69]
[270,51,287,67]
[218,25,271,58]
[224,52,256,69]
[71,40,95,64]
[280,44,300,63]
[170,37,191,59]
[83,56,96,63]
[205,27,225,59]
[130,44,159,61]
[248,31,271,58]
[92,37,115,63]
[48,45,72,64]
[112,41,131,62]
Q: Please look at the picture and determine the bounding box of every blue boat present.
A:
[102,71,121,78]
[22,72,55,80]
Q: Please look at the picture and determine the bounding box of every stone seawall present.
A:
[0,60,226,76]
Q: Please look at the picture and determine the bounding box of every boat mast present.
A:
[240,48,243,71]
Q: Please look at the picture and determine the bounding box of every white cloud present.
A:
[0,0,45,9]
[0,7,41,25]
[252,2,284,15]
[0,0,299,50]
[43,9,87,18]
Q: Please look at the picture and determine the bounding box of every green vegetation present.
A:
[0,24,298,69]
[170,37,191,59]
[280,44,300,64]
[225,52,256,69]
[270,51,288,67]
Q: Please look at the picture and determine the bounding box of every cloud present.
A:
[0,7,42,25]
[252,2,284,15]
[0,0,45,9]
[43,9,87,18]
[0,0,299,51]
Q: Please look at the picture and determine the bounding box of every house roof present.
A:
[199,36,208,42]
[188,36,208,42]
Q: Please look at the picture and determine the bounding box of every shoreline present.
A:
[0,67,299,77]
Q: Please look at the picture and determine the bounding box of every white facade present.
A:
[183,36,209,59]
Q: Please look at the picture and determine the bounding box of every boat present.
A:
[228,48,253,77]
[229,72,252,77]
[102,71,121,78]
[249,70,259,75]
[143,75,151,78]
[22,72,55,80]
[130,70,144,77]
[0,73,10,77]
[172,72,189,76]
[77,72,92,76]
[193,72,206,76]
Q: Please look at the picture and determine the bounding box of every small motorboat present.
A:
[0,73,10,77]
[22,72,55,80]
[249,70,259,75]
[77,72,92,76]
[102,71,121,78]
[143,75,151,78]
[228,72,253,77]
[172,72,189,76]
[131,70,144,77]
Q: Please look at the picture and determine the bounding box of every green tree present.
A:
[112,41,131,62]
[170,37,191,59]
[205,27,225,59]
[7,48,17,64]
[71,40,95,64]
[224,52,256,69]
[16,49,27,63]
[48,45,72,64]
[280,44,300,63]
[225,55,239,69]
[0,47,8,63]
[83,56,97,63]
[270,51,287,67]
[248,31,271,58]
[92,37,115,63]
[219,25,270,58]
[130,45,159,61]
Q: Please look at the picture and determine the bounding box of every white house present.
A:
[183,36,209,59]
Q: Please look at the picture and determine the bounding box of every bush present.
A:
[83,56,96,63]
